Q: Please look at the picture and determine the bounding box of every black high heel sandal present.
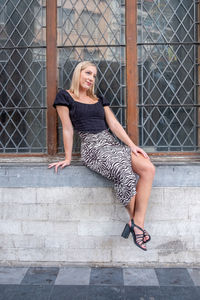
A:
[121,219,147,251]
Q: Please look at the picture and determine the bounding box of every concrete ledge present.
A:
[0,163,200,266]
[0,163,200,187]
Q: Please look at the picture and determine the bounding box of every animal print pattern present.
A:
[79,129,137,206]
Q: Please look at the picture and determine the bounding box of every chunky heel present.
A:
[121,223,130,239]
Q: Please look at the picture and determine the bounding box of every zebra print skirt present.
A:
[79,129,137,206]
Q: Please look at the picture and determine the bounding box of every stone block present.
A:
[147,221,198,237]
[187,268,200,285]
[0,234,44,249]
[114,204,129,222]
[123,268,159,286]
[36,187,76,204]
[88,204,115,221]
[158,250,200,265]
[57,248,112,263]
[153,235,195,252]
[55,267,91,285]
[0,267,28,284]
[0,203,49,221]
[112,247,158,263]
[163,187,185,203]
[44,235,108,250]
[16,248,111,263]
[184,187,200,204]
[78,187,115,204]
[78,221,123,236]
[188,204,200,221]
[12,235,45,249]
[36,187,114,205]
[21,221,77,236]
[0,188,37,204]
[146,201,189,221]
[69,204,90,220]
[148,187,164,204]
[0,221,22,234]
[0,248,17,261]
[46,204,73,221]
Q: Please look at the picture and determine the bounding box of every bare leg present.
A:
[125,194,135,221]
[131,154,155,240]
[125,193,147,250]
[122,154,155,250]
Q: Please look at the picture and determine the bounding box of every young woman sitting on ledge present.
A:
[48,61,155,251]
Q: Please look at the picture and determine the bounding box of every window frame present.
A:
[126,0,200,158]
[0,0,199,159]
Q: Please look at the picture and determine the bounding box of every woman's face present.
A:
[79,65,97,91]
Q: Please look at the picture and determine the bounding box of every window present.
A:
[0,0,199,157]
[0,0,46,153]
[137,0,199,152]
[78,10,100,38]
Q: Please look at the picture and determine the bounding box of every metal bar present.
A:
[1,107,48,110]
[137,42,200,45]
[56,44,126,48]
[0,46,47,50]
[0,154,48,157]
[46,0,57,155]
[197,0,200,148]
[137,104,200,107]
[126,0,138,144]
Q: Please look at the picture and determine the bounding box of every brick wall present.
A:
[0,163,200,266]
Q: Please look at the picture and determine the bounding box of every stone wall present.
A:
[0,163,200,266]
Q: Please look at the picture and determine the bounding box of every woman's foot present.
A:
[129,220,147,251]
[143,229,151,243]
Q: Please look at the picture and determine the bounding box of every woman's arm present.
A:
[104,106,149,158]
[48,106,74,172]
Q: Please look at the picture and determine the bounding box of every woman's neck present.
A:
[79,89,88,98]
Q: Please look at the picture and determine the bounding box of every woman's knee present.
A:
[135,159,155,178]
[148,162,156,177]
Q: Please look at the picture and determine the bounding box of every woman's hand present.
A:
[48,159,71,173]
[130,145,150,159]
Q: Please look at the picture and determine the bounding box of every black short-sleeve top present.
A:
[53,89,110,133]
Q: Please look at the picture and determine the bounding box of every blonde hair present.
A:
[69,61,97,100]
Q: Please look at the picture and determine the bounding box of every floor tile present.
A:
[0,285,9,300]
[90,267,123,286]
[124,286,162,300]
[123,268,159,286]
[160,286,200,300]
[155,268,194,286]
[187,268,200,286]
[55,267,91,285]
[0,284,53,300]
[50,285,88,300]
[21,267,59,285]
[88,286,124,300]
[0,267,28,284]
[196,286,200,297]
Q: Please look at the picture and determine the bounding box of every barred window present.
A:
[0,0,199,157]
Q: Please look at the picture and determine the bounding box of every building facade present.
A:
[0,0,200,266]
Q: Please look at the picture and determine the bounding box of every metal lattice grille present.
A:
[0,0,46,153]
[57,0,125,153]
[137,0,199,152]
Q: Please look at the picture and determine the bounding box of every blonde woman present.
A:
[49,61,155,251]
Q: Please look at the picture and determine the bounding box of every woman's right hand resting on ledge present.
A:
[48,159,71,173]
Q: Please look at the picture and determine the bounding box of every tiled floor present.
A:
[0,266,199,300]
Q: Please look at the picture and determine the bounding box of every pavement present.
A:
[0,266,199,300]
